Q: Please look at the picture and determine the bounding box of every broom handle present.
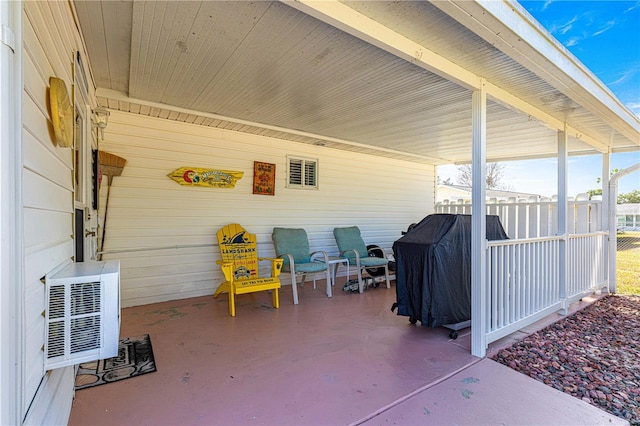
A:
[99,176,113,259]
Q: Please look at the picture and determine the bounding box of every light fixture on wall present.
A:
[93,107,110,140]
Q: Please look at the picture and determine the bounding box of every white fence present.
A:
[433,194,608,354]
[567,232,607,301]
[436,193,602,239]
[485,236,563,343]
[484,232,607,346]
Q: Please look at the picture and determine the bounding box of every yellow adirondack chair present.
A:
[214,223,283,316]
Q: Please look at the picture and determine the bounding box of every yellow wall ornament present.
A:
[168,167,244,188]
[49,77,74,148]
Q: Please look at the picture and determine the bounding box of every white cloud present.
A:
[542,0,554,11]
[626,101,640,118]
[556,15,578,35]
[565,37,580,47]
[552,13,617,47]
[560,25,572,35]
[625,2,640,13]
[548,15,575,35]
[609,69,636,86]
[593,20,616,36]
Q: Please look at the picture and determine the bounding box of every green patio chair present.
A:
[333,226,390,293]
[272,227,331,305]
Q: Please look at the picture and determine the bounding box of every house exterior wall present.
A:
[20,2,97,424]
[617,203,640,231]
[436,185,471,203]
[99,111,436,307]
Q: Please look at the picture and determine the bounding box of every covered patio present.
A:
[3,1,639,424]
[67,283,623,425]
[73,0,639,357]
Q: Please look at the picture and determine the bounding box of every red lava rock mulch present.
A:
[491,294,640,425]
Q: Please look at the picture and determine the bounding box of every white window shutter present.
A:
[287,156,318,189]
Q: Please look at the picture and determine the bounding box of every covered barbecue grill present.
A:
[393,214,508,333]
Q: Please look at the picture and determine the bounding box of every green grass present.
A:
[616,231,640,295]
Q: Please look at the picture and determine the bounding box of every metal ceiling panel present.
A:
[344,0,634,149]
[76,0,638,165]
[74,0,132,92]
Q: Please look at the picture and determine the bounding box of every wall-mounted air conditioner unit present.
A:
[44,260,120,370]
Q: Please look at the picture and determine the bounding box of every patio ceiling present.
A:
[73,0,640,165]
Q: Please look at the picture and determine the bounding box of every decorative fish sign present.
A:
[168,167,243,188]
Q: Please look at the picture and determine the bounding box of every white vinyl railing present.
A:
[436,195,609,353]
[485,236,563,343]
[567,232,608,302]
[436,193,602,239]
[484,231,607,346]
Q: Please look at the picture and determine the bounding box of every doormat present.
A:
[74,334,156,390]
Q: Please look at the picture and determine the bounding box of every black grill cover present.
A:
[393,214,508,327]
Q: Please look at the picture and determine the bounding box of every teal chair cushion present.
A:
[272,227,312,266]
[286,261,328,274]
[333,226,369,262]
[359,256,388,267]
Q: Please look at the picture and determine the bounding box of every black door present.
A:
[75,208,84,262]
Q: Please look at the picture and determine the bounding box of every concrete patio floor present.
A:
[68,279,627,425]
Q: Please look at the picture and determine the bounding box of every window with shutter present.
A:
[286,156,318,189]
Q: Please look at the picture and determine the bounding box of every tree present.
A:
[587,188,602,199]
[587,188,640,204]
[595,169,620,184]
[456,163,508,189]
[587,169,640,203]
[618,189,640,204]
[437,176,454,185]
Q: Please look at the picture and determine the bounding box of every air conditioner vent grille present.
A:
[71,316,101,353]
[71,281,101,315]
[47,321,65,358]
[44,260,120,370]
[48,285,66,319]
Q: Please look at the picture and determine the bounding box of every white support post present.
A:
[608,164,640,293]
[557,129,568,312]
[0,1,23,424]
[608,179,618,293]
[471,81,487,357]
[601,151,610,292]
[607,164,640,293]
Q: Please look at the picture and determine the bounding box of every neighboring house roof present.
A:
[617,203,640,215]
[437,184,544,202]
[75,1,639,166]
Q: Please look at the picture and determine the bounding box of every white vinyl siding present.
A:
[21,2,96,424]
[99,111,436,307]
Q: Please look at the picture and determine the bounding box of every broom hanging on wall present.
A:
[99,151,127,259]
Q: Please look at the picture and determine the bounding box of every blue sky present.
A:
[438,0,640,197]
